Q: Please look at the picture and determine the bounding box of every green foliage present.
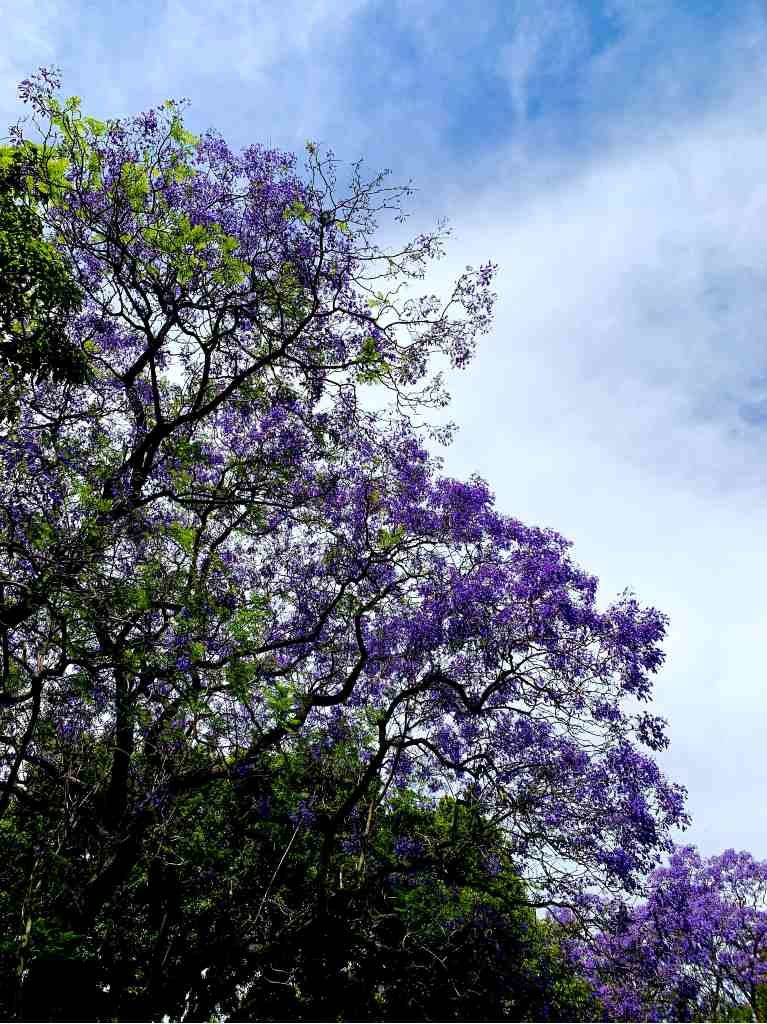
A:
[0,735,596,1021]
[141,212,251,288]
[356,335,393,384]
[722,986,767,1022]
[0,145,88,417]
[377,524,405,550]
[282,198,313,225]
[118,161,150,212]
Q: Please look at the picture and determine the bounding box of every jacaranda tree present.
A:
[568,846,767,1022]
[0,68,688,1018]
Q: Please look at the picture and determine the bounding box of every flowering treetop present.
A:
[0,70,686,919]
[569,845,767,1021]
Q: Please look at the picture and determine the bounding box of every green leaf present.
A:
[377,525,405,551]
[282,199,313,225]
[169,522,196,553]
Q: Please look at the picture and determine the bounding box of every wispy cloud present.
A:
[0,0,68,129]
[415,6,767,854]
[497,1,591,123]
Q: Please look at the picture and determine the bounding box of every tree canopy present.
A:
[0,68,742,1022]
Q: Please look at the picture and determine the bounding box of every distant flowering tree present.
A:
[0,69,688,1013]
[569,846,767,1022]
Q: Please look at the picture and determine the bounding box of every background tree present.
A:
[568,846,767,1022]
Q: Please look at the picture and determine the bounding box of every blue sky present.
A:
[5,0,767,858]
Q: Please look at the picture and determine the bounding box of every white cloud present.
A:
[405,19,767,856]
[1,0,375,152]
[496,0,591,123]
[0,1,69,135]
[148,0,368,86]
